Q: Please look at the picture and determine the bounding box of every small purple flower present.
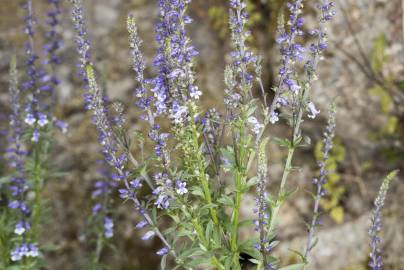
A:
[156,247,169,256]
[118,189,130,199]
[104,216,114,238]
[175,181,188,195]
[130,178,143,190]
[269,111,279,124]
[92,203,102,214]
[24,113,36,126]
[8,200,20,209]
[27,244,39,257]
[37,112,48,127]
[54,119,68,133]
[154,192,170,209]
[11,247,23,262]
[14,220,31,235]
[141,230,155,241]
[135,220,148,229]
[31,129,40,142]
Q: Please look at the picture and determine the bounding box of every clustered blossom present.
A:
[304,105,336,260]
[152,172,173,209]
[127,15,151,113]
[305,0,336,77]
[71,0,91,80]
[22,1,41,140]
[42,0,62,97]
[22,0,54,142]
[301,1,335,121]
[226,0,257,111]
[269,0,305,124]
[368,171,398,270]
[11,244,39,262]
[253,139,274,270]
[91,162,117,239]
[229,0,257,84]
[71,0,130,186]
[127,15,169,159]
[152,0,199,120]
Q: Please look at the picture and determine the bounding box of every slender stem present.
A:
[268,147,294,233]
[302,183,321,269]
[32,142,43,242]
[268,84,307,234]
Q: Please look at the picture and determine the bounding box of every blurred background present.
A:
[0,0,403,269]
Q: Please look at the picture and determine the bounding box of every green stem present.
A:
[268,147,294,233]
[32,142,43,242]
[268,87,307,234]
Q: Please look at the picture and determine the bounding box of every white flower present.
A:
[269,111,279,124]
[248,116,264,135]
[307,102,320,119]
[14,226,25,235]
[24,113,36,126]
[189,85,202,99]
[176,181,188,195]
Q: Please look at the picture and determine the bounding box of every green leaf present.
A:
[217,195,234,207]
[0,176,10,184]
[179,247,205,259]
[246,176,258,188]
[200,203,218,211]
[191,186,205,198]
[185,257,211,267]
[248,258,262,265]
[205,220,214,243]
[272,137,291,148]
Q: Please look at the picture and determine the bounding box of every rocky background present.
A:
[0,0,403,269]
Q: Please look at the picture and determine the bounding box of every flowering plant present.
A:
[0,0,399,269]
[69,0,341,269]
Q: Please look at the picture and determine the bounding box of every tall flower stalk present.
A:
[368,170,398,270]
[43,0,62,105]
[303,103,336,268]
[6,54,40,265]
[86,160,117,267]
[267,0,336,237]
[70,0,176,261]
